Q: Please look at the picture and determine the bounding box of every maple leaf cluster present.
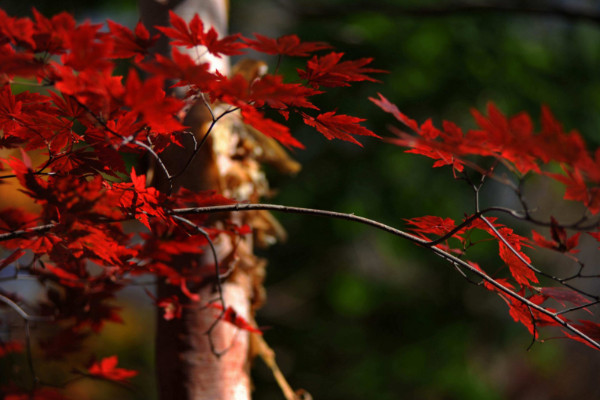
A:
[1,6,600,399]
[373,94,600,351]
[0,7,384,397]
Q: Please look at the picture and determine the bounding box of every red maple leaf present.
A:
[0,9,36,49]
[369,93,419,132]
[0,45,45,79]
[241,107,304,149]
[208,303,262,334]
[61,21,112,72]
[531,217,580,253]
[155,11,204,48]
[107,20,158,62]
[298,52,385,88]
[498,243,538,287]
[124,69,185,134]
[243,33,330,57]
[563,320,600,349]
[88,355,138,381]
[143,49,217,90]
[540,287,591,310]
[30,8,75,55]
[201,28,245,58]
[156,11,245,58]
[302,111,379,146]
[112,168,169,229]
[0,340,23,357]
[502,292,559,337]
[249,74,321,110]
[404,215,459,241]
[548,167,600,214]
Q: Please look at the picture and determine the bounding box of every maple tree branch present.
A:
[132,139,173,181]
[0,294,52,322]
[172,202,600,350]
[1,200,598,350]
[0,224,56,242]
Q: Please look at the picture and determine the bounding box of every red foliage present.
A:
[0,6,599,398]
[243,33,331,57]
[87,355,138,382]
[376,93,600,346]
[0,340,23,357]
[0,9,388,390]
[156,11,245,57]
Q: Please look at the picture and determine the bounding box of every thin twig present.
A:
[0,294,53,322]
[167,106,239,190]
[171,214,229,357]
[0,224,56,242]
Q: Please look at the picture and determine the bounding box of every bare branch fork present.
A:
[1,199,599,351]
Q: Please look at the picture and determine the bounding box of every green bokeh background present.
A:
[2,1,600,399]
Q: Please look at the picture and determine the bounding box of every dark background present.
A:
[2,0,600,399]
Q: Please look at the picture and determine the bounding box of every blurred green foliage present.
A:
[4,0,600,399]
[233,1,600,399]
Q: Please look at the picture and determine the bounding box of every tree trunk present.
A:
[138,1,270,399]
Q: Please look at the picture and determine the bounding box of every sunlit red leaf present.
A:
[0,340,23,357]
[142,49,217,89]
[241,107,303,149]
[249,74,321,110]
[61,21,112,72]
[298,52,385,88]
[243,33,330,57]
[156,11,245,58]
[88,355,138,382]
[107,20,158,62]
[498,243,538,287]
[0,249,24,272]
[563,320,600,349]
[404,215,458,240]
[208,303,262,334]
[369,93,420,133]
[302,111,379,146]
[531,217,580,253]
[124,69,185,134]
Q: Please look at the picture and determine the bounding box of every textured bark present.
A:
[139,1,264,399]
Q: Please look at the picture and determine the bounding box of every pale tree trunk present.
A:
[138,1,272,399]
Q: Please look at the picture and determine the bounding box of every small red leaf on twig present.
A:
[88,355,138,382]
